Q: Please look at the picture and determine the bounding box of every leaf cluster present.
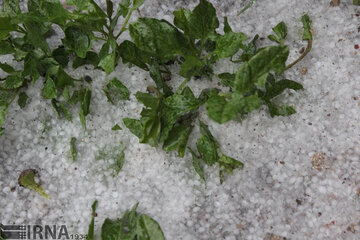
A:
[88,200,165,240]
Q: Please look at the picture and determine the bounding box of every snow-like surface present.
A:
[1,0,360,239]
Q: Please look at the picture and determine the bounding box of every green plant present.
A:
[87,200,165,240]
[121,0,312,182]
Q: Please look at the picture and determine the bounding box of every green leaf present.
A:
[149,62,173,96]
[101,218,122,240]
[0,40,15,54]
[111,124,122,131]
[118,40,151,70]
[129,18,191,62]
[240,34,258,62]
[268,21,287,44]
[51,99,72,121]
[189,148,205,181]
[135,92,162,146]
[23,20,51,55]
[1,72,25,89]
[98,53,115,74]
[214,31,247,59]
[218,73,235,89]
[72,51,99,69]
[63,25,92,58]
[52,47,69,68]
[66,0,106,18]
[3,0,21,17]
[180,56,206,79]
[205,93,237,123]
[18,169,50,198]
[0,101,9,128]
[138,214,165,240]
[265,101,296,117]
[206,91,262,123]
[264,79,303,100]
[103,78,130,104]
[234,62,253,93]
[23,54,40,81]
[118,0,131,18]
[163,122,193,157]
[18,92,29,109]
[132,0,145,10]
[247,46,289,87]
[173,8,192,36]
[0,17,17,40]
[81,88,91,116]
[301,14,312,40]
[42,77,58,99]
[188,0,219,41]
[196,121,218,166]
[219,154,244,183]
[87,200,98,240]
[0,62,15,73]
[70,137,77,161]
[123,118,143,139]
[36,0,71,26]
[238,0,258,15]
[223,17,232,33]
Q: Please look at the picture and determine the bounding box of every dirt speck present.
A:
[311,153,328,170]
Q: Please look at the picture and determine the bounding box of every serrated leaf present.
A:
[18,92,29,109]
[266,101,296,117]
[103,78,130,104]
[18,169,50,198]
[101,218,122,240]
[196,121,218,166]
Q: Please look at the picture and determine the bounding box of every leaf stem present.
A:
[115,9,134,39]
[176,78,190,94]
[285,38,312,71]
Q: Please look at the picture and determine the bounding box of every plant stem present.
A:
[116,9,134,39]
[285,38,312,71]
[176,78,190,94]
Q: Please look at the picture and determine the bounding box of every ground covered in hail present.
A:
[1,0,360,239]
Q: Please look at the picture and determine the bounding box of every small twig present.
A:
[285,38,312,71]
